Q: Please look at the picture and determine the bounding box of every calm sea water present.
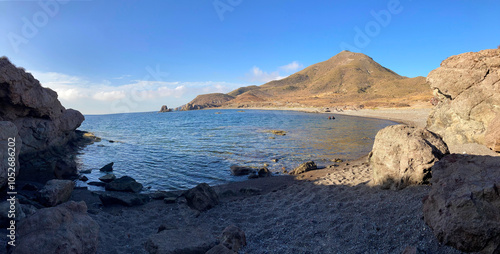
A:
[76,109,396,191]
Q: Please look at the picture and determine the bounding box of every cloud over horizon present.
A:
[247,61,304,83]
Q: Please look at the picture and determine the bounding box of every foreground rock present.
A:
[427,48,500,152]
[423,154,500,253]
[220,225,246,252]
[289,161,317,175]
[0,121,21,189]
[184,183,219,212]
[37,179,75,207]
[105,176,143,193]
[13,201,99,254]
[144,228,216,254]
[368,125,449,189]
[98,191,150,207]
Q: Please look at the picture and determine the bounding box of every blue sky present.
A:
[1,0,499,114]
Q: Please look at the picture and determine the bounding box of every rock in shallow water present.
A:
[423,154,500,253]
[368,125,449,190]
[230,165,255,176]
[289,161,317,175]
[105,176,143,193]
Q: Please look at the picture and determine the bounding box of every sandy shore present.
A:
[63,107,500,253]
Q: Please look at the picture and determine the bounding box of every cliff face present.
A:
[426,49,500,151]
[0,57,85,185]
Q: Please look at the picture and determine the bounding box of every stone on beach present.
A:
[183,183,219,212]
[13,201,99,254]
[144,228,216,254]
[36,179,75,207]
[368,125,449,190]
[230,165,255,176]
[220,225,247,252]
[289,161,317,175]
[423,154,500,253]
[98,191,151,207]
[258,167,272,177]
[105,176,143,193]
[99,162,114,172]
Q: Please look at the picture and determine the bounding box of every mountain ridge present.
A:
[181,51,431,110]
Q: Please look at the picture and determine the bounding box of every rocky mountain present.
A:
[427,48,500,152]
[182,51,431,110]
[0,57,85,187]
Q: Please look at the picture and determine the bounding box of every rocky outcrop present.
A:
[144,228,216,254]
[184,183,219,212]
[36,179,75,207]
[159,105,172,112]
[181,93,235,111]
[13,201,99,254]
[0,121,21,189]
[0,57,85,183]
[289,161,317,175]
[423,154,500,253]
[368,125,449,190]
[427,49,500,152]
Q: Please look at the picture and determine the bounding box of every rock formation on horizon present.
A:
[0,57,85,187]
[427,49,500,152]
[182,51,431,110]
[159,105,172,112]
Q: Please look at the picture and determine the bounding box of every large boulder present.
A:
[37,179,75,207]
[423,154,500,253]
[144,228,216,254]
[368,125,449,189]
[0,57,85,182]
[183,183,219,212]
[0,121,21,189]
[13,201,99,254]
[426,49,500,151]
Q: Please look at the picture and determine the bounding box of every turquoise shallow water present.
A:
[76,109,396,191]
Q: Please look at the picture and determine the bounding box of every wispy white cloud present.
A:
[29,70,244,114]
[280,61,303,72]
[247,61,303,83]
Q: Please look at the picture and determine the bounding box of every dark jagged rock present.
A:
[230,165,255,176]
[105,176,143,193]
[99,162,114,172]
[99,173,116,183]
[36,179,75,207]
[183,183,219,212]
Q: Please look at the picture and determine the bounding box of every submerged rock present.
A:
[423,154,500,253]
[183,183,219,212]
[99,173,116,183]
[14,201,99,254]
[368,125,449,190]
[289,161,317,175]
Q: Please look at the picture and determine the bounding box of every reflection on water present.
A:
[77,109,396,191]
